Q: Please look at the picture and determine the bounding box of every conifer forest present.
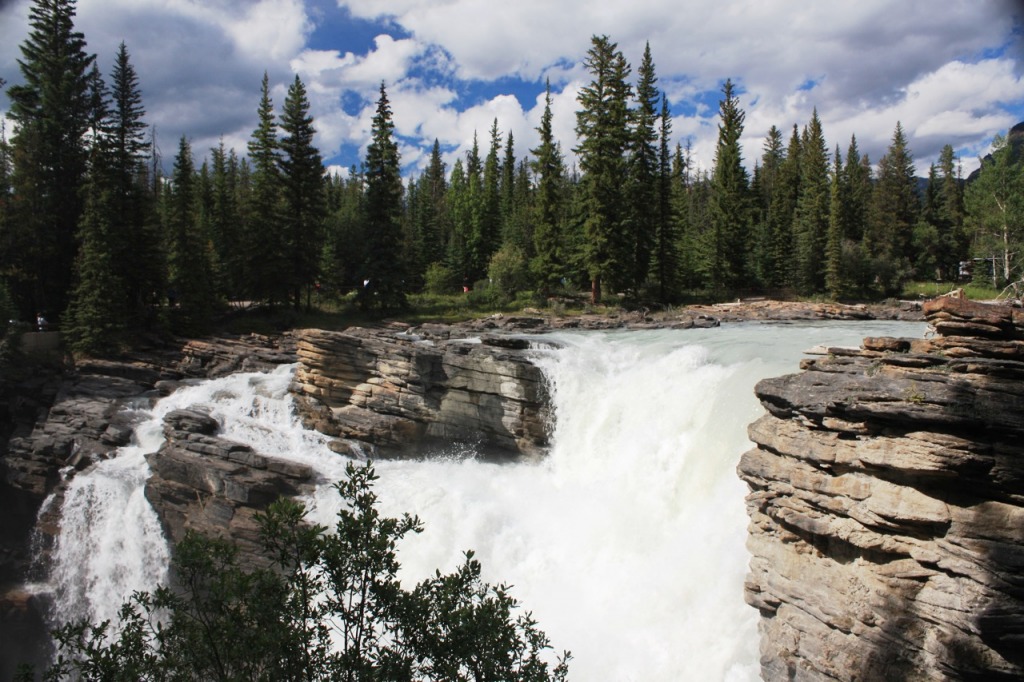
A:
[1,1,1022,355]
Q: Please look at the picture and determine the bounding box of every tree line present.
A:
[1,3,1022,356]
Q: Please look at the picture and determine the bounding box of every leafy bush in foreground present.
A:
[34,462,569,681]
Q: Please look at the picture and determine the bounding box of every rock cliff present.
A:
[739,297,1024,680]
[291,324,549,458]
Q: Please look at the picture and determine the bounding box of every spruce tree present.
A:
[420,139,449,269]
[165,136,213,332]
[867,122,919,293]
[5,0,96,319]
[752,125,785,287]
[477,120,503,277]
[360,82,406,311]
[936,144,966,280]
[825,146,846,299]
[245,72,286,305]
[705,79,750,292]
[626,42,659,296]
[793,109,830,294]
[651,94,678,303]
[575,35,632,303]
[108,42,162,331]
[531,82,566,296]
[279,75,326,310]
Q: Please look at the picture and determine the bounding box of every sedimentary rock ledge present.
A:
[291,324,549,458]
[739,296,1024,680]
[145,408,314,563]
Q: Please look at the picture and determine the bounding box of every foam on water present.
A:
[42,321,925,679]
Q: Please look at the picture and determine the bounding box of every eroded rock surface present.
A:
[292,324,549,458]
[144,408,314,563]
[739,297,1024,680]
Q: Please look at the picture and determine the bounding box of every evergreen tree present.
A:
[320,167,365,296]
[705,79,750,292]
[575,35,633,303]
[651,94,678,303]
[245,72,286,304]
[626,42,659,296]
[165,136,213,332]
[843,135,871,242]
[5,0,96,318]
[64,146,127,354]
[477,120,503,278]
[825,146,845,299]
[867,122,919,293]
[108,42,162,331]
[446,158,473,286]
[209,141,243,297]
[793,109,830,294]
[752,125,785,287]
[419,140,449,270]
[279,75,326,310]
[360,83,406,311]
[935,144,967,280]
[531,82,566,296]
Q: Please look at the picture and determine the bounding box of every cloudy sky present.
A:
[1,0,1023,179]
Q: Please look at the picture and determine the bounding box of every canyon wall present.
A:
[739,297,1024,680]
[291,324,549,458]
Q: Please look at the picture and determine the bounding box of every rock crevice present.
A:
[739,297,1024,680]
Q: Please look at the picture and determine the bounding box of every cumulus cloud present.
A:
[2,0,1022,178]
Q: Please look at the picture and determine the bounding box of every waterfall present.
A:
[40,320,924,680]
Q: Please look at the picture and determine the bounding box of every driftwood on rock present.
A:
[739,297,1024,680]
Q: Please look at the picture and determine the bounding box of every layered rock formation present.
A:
[292,324,549,458]
[739,297,1024,680]
[144,409,314,562]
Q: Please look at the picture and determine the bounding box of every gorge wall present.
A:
[291,323,550,458]
[739,297,1024,680]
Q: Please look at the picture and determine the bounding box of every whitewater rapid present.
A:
[42,320,925,680]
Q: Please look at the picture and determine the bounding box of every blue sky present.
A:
[2,0,1023,178]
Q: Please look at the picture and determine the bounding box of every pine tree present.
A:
[867,122,919,293]
[575,35,632,303]
[705,79,750,292]
[531,82,565,296]
[360,82,406,311]
[279,75,326,310]
[793,109,830,294]
[752,125,785,287]
[108,42,162,331]
[651,94,678,303]
[65,145,127,354]
[166,136,213,332]
[936,144,967,280]
[825,146,845,299]
[477,119,503,277]
[626,42,659,296]
[209,141,242,297]
[245,72,286,305]
[417,139,449,272]
[5,0,96,319]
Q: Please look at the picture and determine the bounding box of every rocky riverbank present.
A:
[739,296,1024,680]
[0,332,296,678]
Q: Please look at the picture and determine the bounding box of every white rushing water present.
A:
[44,320,924,679]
